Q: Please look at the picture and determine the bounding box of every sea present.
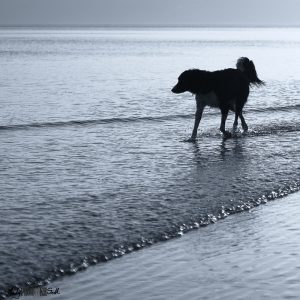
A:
[0,27,299,298]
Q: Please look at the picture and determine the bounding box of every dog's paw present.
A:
[222,131,232,139]
[242,124,248,132]
[233,124,239,132]
[181,137,197,143]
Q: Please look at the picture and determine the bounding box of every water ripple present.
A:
[0,104,299,132]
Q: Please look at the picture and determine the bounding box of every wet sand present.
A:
[24,192,300,300]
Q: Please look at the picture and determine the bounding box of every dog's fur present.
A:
[171,57,264,140]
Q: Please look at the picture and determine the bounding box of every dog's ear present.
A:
[190,71,212,94]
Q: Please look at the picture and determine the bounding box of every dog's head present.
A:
[171,69,210,94]
[171,70,194,94]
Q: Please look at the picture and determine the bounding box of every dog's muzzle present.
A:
[171,84,184,94]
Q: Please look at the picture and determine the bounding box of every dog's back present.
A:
[211,58,264,108]
[211,68,250,104]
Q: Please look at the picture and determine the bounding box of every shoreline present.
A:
[22,192,300,300]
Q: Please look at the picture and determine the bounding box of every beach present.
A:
[0,27,299,297]
[21,192,300,300]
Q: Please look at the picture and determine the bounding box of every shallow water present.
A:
[0,27,299,297]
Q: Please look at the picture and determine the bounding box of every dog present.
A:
[171,57,264,141]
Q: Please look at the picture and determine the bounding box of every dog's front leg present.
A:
[190,104,205,141]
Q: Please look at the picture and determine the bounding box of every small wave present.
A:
[3,180,300,300]
[249,103,300,113]
[0,104,298,132]
[0,114,193,131]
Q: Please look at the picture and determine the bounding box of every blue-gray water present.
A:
[0,27,299,297]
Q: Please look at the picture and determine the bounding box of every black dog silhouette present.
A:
[172,57,264,141]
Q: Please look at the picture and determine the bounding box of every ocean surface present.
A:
[0,27,299,297]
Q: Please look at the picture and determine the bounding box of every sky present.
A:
[0,0,299,26]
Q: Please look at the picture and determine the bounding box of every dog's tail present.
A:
[236,57,265,86]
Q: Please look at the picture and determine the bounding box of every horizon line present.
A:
[0,24,300,28]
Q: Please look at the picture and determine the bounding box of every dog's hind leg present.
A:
[235,98,248,132]
[233,112,239,131]
[220,108,231,138]
[239,112,248,132]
